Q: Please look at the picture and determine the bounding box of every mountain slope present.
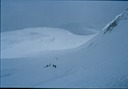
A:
[38,9,128,88]
[1,9,128,88]
[1,27,97,58]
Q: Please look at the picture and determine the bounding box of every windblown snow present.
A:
[1,8,128,88]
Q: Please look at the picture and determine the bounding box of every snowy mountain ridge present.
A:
[102,8,128,34]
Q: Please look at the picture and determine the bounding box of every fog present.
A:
[1,0,128,32]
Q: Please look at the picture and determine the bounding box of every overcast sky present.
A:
[1,0,128,32]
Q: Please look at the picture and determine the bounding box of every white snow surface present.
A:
[1,10,128,88]
[1,27,97,58]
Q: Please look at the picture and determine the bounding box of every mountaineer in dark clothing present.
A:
[44,64,57,68]
[44,65,48,68]
[53,65,56,68]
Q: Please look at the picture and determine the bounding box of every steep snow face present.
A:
[1,27,97,58]
[102,8,128,34]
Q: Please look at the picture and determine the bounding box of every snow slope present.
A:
[1,9,128,88]
[1,27,97,58]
